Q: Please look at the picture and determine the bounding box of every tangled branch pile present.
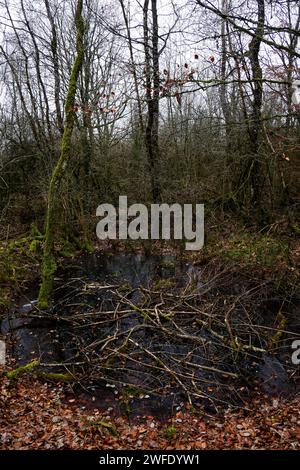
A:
[28,256,299,411]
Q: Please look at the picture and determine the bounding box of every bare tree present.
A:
[38,0,85,309]
[143,0,161,203]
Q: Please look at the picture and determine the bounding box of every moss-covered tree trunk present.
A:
[38,0,85,309]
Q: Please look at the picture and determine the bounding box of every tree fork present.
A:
[38,0,85,310]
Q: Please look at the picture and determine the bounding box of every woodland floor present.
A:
[0,217,300,450]
[0,374,300,450]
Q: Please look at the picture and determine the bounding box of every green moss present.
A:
[29,239,42,253]
[291,223,300,235]
[56,236,94,259]
[58,239,76,258]
[220,233,288,266]
[38,255,57,310]
[268,311,287,349]
[111,271,121,278]
[118,282,132,293]
[154,278,175,290]
[37,371,74,382]
[157,310,174,321]
[5,360,74,383]
[6,359,40,381]
[132,304,151,321]
[92,420,117,436]
[0,235,41,305]
[81,240,94,253]
[165,425,177,439]
[30,223,43,239]
[160,259,176,269]
[230,338,240,350]
[69,236,94,254]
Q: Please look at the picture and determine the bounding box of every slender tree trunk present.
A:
[44,0,64,135]
[119,0,144,134]
[219,0,231,153]
[286,3,300,129]
[143,0,161,203]
[38,0,85,310]
[248,0,265,206]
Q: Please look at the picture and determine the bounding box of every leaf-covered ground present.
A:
[0,375,299,450]
[1,230,299,450]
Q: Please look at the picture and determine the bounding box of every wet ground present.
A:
[2,251,299,417]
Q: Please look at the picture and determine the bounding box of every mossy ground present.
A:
[218,232,289,266]
[0,228,42,311]
[0,227,93,313]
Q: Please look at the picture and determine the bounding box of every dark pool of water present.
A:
[1,251,297,416]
